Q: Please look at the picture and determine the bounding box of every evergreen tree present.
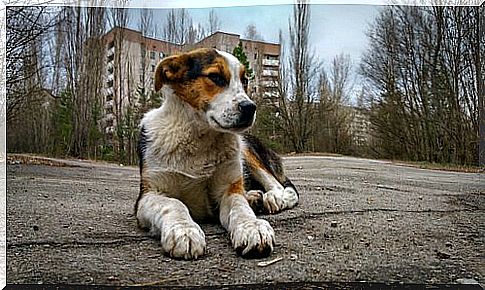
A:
[232,42,253,78]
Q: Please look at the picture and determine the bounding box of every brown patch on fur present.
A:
[171,76,225,111]
[243,149,267,174]
[239,65,246,80]
[227,177,244,195]
[239,65,249,93]
[154,48,231,110]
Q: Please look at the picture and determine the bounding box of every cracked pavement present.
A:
[6,155,484,286]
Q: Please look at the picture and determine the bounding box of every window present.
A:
[254,53,257,60]
[108,41,114,49]
[107,54,114,62]
[107,67,113,74]
[151,64,155,72]
[107,80,113,87]
[159,51,164,59]
[150,51,156,60]
[106,94,113,101]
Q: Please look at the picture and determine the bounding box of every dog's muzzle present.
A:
[236,101,257,128]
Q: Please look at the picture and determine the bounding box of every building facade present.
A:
[101,26,281,137]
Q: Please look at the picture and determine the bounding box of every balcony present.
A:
[104,87,113,96]
[107,46,115,56]
[263,91,278,98]
[260,80,278,88]
[104,100,114,109]
[105,126,115,134]
[262,59,279,66]
[262,69,278,77]
[105,113,115,121]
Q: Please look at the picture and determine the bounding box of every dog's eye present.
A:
[207,73,227,87]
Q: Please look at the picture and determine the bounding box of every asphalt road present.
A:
[5,155,484,287]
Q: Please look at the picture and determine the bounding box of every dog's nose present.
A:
[237,101,257,128]
[238,101,256,116]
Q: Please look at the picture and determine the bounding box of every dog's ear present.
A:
[154,54,188,92]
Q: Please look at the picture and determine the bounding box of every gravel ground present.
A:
[5,155,484,287]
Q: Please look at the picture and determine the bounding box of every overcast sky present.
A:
[128,4,383,100]
[130,5,381,65]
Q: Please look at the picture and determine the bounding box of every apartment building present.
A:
[101,26,280,136]
[350,107,370,146]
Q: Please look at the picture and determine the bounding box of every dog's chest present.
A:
[146,133,240,220]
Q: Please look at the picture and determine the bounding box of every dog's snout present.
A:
[238,101,257,116]
[236,100,256,128]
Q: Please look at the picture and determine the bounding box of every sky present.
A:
[130,4,382,65]
[128,4,382,99]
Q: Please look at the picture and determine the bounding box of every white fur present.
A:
[253,168,299,214]
[206,50,256,132]
[136,50,276,259]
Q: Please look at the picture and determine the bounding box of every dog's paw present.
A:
[160,222,206,260]
[231,218,275,258]
[263,187,299,214]
[245,190,264,213]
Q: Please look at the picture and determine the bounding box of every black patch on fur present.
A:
[243,134,284,177]
[134,125,149,217]
[243,134,299,197]
[242,161,265,192]
[185,49,218,81]
[137,125,149,174]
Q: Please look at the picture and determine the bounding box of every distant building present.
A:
[349,107,370,146]
[101,27,281,137]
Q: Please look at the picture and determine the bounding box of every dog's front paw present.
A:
[231,218,275,258]
[263,187,299,214]
[160,222,206,260]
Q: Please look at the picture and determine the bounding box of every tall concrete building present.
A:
[101,27,280,137]
[349,107,370,146]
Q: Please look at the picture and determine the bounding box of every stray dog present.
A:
[135,48,299,259]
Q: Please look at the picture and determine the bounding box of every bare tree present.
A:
[163,8,194,45]
[315,54,354,153]
[6,6,57,123]
[107,4,133,162]
[207,9,220,35]
[360,5,481,165]
[275,2,320,152]
[244,24,264,41]
[61,5,106,158]
[138,8,153,90]
[480,4,485,167]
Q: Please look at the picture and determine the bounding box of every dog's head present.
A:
[154,48,256,133]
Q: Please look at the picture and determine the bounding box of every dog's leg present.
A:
[250,166,299,214]
[136,192,206,259]
[219,178,275,258]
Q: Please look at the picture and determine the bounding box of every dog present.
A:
[135,48,299,259]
